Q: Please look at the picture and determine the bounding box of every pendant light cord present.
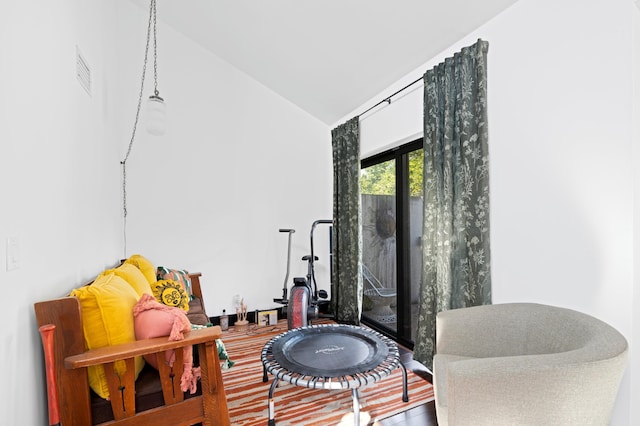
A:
[121,0,158,258]
[152,1,159,97]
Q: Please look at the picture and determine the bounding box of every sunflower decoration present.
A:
[152,279,189,311]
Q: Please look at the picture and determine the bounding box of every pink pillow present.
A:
[133,294,200,393]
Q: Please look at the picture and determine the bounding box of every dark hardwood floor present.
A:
[378,346,438,426]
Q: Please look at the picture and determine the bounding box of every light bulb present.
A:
[146,94,166,136]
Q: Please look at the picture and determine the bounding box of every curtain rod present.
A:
[357,75,424,118]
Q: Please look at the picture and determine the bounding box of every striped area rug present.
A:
[220,319,434,425]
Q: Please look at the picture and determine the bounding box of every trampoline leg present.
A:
[399,361,409,402]
[267,378,280,426]
[351,388,360,426]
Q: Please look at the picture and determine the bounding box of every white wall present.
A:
[0,1,122,424]
[339,0,637,424]
[0,1,331,424]
[631,3,640,425]
[4,0,635,424]
[117,2,332,319]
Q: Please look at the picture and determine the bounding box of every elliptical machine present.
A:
[274,220,333,329]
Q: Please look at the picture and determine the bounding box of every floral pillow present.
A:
[157,266,192,297]
[191,324,235,370]
[216,339,235,369]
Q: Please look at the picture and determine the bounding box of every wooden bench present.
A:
[34,272,230,426]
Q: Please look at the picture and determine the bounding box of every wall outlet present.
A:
[6,237,20,271]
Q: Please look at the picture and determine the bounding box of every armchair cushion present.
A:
[69,272,145,399]
[187,297,210,325]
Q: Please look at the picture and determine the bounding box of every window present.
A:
[361,139,423,348]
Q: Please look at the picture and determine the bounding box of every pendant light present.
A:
[146,93,166,136]
[120,0,166,257]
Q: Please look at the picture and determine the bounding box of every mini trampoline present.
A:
[261,323,408,425]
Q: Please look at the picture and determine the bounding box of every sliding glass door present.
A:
[361,139,423,348]
[361,158,397,332]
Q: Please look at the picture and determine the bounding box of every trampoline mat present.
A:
[269,325,390,378]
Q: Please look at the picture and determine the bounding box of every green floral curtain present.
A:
[331,117,363,325]
[414,39,492,370]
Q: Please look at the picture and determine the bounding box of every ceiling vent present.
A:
[76,46,91,96]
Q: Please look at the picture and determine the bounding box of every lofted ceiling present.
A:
[128,0,519,125]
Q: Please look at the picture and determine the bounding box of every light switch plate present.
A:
[6,237,20,271]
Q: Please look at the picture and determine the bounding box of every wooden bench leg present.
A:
[199,341,231,426]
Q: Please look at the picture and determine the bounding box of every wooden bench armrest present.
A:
[189,272,204,301]
[65,326,222,369]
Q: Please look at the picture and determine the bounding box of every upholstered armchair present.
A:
[433,303,627,426]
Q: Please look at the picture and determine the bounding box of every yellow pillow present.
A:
[70,272,145,399]
[151,279,190,311]
[105,263,153,297]
[124,254,157,286]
